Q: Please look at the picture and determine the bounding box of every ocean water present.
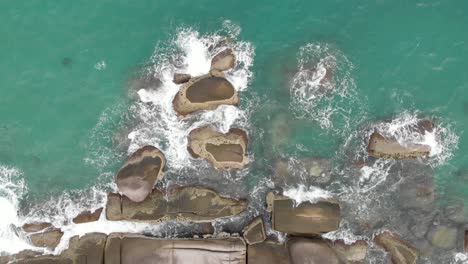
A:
[1,0,468,262]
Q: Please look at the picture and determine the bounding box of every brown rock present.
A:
[288,238,341,264]
[105,233,122,264]
[115,145,166,202]
[272,197,341,236]
[329,240,368,264]
[22,222,52,233]
[242,217,266,245]
[247,240,290,264]
[106,192,122,221]
[29,229,63,249]
[172,71,239,116]
[173,73,191,84]
[211,48,236,71]
[426,225,458,249]
[0,250,41,264]
[464,229,468,252]
[111,186,247,222]
[374,231,419,264]
[367,131,431,159]
[72,207,103,224]
[188,126,249,169]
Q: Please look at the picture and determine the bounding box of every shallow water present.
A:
[1,0,468,262]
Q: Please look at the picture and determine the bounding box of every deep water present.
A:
[1,0,468,262]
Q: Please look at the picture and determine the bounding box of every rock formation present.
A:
[29,229,63,250]
[172,71,238,116]
[72,207,103,224]
[247,240,291,264]
[328,240,368,264]
[115,145,166,203]
[173,73,191,84]
[21,222,52,233]
[188,126,249,169]
[211,48,236,71]
[367,131,431,159]
[374,231,419,264]
[288,238,341,264]
[242,217,266,245]
[106,186,247,222]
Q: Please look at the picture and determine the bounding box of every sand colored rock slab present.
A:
[374,231,419,264]
[107,186,247,222]
[272,198,341,236]
[328,240,368,264]
[242,217,266,245]
[22,222,52,233]
[288,238,341,264]
[103,234,246,264]
[29,229,63,249]
[247,240,290,264]
[72,207,103,224]
[115,145,166,202]
[188,126,249,169]
[211,48,236,71]
[173,73,191,84]
[367,132,431,159]
[106,192,122,221]
[173,71,238,115]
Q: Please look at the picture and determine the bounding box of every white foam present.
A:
[127,24,254,171]
[0,165,33,254]
[454,253,468,264]
[283,184,332,205]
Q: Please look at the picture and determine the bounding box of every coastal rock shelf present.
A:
[374,231,419,264]
[106,186,248,222]
[188,126,249,169]
[367,131,431,159]
[172,71,239,116]
[115,145,166,203]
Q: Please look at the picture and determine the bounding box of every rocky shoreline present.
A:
[2,45,468,264]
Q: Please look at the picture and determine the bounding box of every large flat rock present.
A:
[272,197,341,236]
[247,240,291,264]
[367,132,431,159]
[105,234,246,264]
[115,145,166,202]
[188,126,249,169]
[106,186,247,222]
[288,238,341,264]
[374,231,419,264]
[173,71,239,115]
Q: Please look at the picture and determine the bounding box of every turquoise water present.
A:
[1,0,468,261]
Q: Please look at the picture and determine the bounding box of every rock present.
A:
[417,119,434,134]
[367,132,431,159]
[106,192,122,221]
[465,230,468,252]
[374,231,419,264]
[0,250,41,264]
[107,186,247,222]
[22,222,52,233]
[272,196,341,235]
[105,233,122,264]
[172,71,238,116]
[210,48,236,71]
[397,180,435,211]
[29,229,63,249]
[242,217,266,245]
[115,145,166,202]
[288,238,341,264]
[72,207,103,224]
[273,158,331,187]
[328,240,368,264]
[188,126,249,169]
[426,225,458,249]
[248,240,290,264]
[303,158,332,184]
[105,234,246,264]
[173,73,192,84]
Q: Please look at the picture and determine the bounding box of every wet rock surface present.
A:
[247,240,291,264]
[271,196,341,235]
[367,131,431,159]
[273,158,332,187]
[210,48,236,71]
[22,222,52,233]
[173,73,191,84]
[426,225,458,250]
[242,216,266,245]
[72,207,103,224]
[188,126,249,169]
[328,240,368,264]
[29,229,63,249]
[288,238,341,264]
[106,186,247,222]
[374,231,419,264]
[115,145,166,202]
[172,71,238,115]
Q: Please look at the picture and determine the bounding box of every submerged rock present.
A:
[367,131,431,159]
[271,194,341,235]
[242,217,266,245]
[72,207,103,224]
[105,233,246,264]
[173,73,191,84]
[273,158,332,187]
[426,225,458,250]
[374,231,419,264]
[288,238,341,264]
[115,145,166,203]
[211,48,236,71]
[107,186,247,222]
[22,222,52,233]
[29,229,63,249]
[328,240,368,264]
[248,240,291,264]
[188,126,249,169]
[172,71,238,115]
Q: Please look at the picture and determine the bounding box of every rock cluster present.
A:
[367,131,431,159]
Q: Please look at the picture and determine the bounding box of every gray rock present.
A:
[115,145,166,202]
